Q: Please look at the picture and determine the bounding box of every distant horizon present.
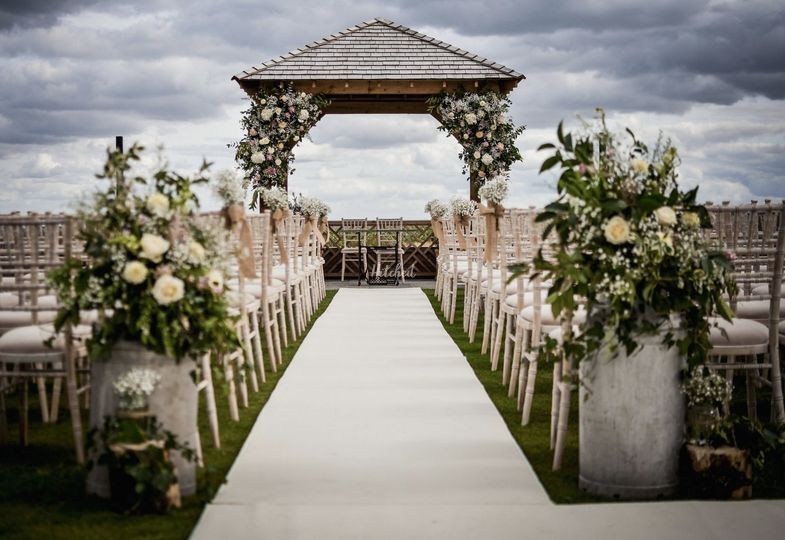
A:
[2,2,783,216]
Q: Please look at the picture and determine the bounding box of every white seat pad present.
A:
[709,316,769,349]
[734,299,785,324]
[0,323,90,359]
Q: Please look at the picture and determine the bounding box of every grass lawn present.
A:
[0,290,336,540]
[424,288,598,504]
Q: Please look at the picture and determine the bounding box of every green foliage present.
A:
[427,90,525,185]
[710,416,785,496]
[46,144,240,360]
[87,415,195,514]
[231,83,329,206]
[523,110,736,369]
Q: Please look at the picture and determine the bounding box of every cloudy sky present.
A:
[1,0,783,218]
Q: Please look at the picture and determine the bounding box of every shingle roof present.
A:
[233,18,524,82]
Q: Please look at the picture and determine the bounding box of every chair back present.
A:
[375,218,403,248]
[341,219,367,248]
[0,215,73,329]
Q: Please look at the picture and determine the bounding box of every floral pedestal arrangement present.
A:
[528,112,735,499]
[579,328,685,499]
[48,144,240,506]
[87,342,199,498]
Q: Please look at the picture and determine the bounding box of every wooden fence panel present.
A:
[323,220,437,279]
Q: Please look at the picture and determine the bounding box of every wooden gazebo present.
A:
[232,17,524,199]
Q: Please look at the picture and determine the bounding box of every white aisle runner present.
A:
[192,288,785,540]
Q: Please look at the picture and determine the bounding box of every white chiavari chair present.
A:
[706,201,785,422]
[375,218,405,282]
[0,215,89,463]
[340,218,367,282]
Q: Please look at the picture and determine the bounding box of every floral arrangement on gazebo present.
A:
[428,91,524,184]
[233,83,329,208]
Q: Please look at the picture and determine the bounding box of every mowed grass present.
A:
[424,288,598,504]
[0,290,336,540]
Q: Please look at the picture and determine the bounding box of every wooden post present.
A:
[470,171,480,202]
[115,136,123,153]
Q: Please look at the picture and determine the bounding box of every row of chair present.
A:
[433,201,785,471]
[0,210,327,465]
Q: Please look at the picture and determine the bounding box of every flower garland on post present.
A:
[477,177,509,263]
[258,186,291,264]
[428,90,524,198]
[212,170,255,278]
[233,83,329,208]
[424,199,449,251]
[450,197,477,250]
[298,196,331,247]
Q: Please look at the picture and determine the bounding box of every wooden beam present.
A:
[324,100,429,114]
[238,79,509,97]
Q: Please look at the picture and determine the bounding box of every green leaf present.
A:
[540,154,562,173]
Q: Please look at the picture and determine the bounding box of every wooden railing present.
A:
[322,220,437,279]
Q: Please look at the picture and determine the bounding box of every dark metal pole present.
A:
[115,136,123,153]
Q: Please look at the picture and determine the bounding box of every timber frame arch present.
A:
[232,17,524,200]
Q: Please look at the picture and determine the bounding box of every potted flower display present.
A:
[48,144,239,498]
[88,368,195,513]
[534,111,736,498]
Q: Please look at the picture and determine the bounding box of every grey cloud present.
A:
[0,0,100,30]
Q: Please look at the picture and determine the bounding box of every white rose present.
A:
[189,241,206,262]
[479,100,487,107]
[631,158,648,175]
[497,143,505,150]
[473,151,481,159]
[654,206,677,227]
[146,192,169,218]
[298,109,310,121]
[152,274,185,305]
[207,270,224,293]
[260,109,273,121]
[122,261,148,284]
[139,233,170,263]
[274,107,282,115]
[251,151,265,164]
[275,158,282,166]
[604,216,631,245]
[481,153,493,165]
[465,113,477,125]
[260,137,270,145]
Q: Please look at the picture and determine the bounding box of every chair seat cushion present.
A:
[0,295,59,331]
[709,317,769,350]
[504,292,536,309]
[519,304,587,328]
[0,324,89,360]
[751,283,785,298]
[734,299,785,325]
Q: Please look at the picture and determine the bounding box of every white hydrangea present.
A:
[299,196,330,218]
